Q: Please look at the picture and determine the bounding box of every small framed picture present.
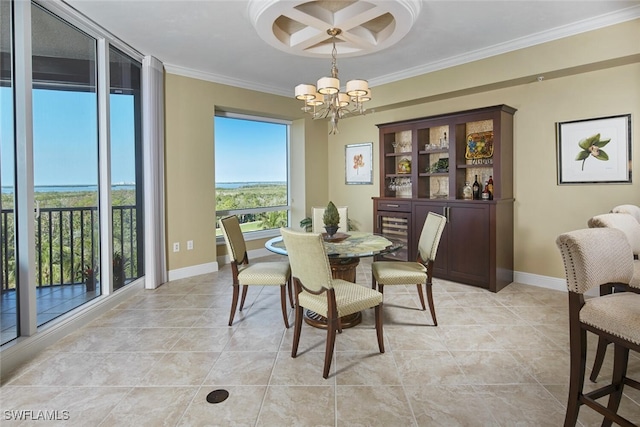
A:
[345,142,373,185]
[556,114,632,184]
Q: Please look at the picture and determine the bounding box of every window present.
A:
[214,113,289,238]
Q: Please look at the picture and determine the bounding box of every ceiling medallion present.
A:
[248,0,422,58]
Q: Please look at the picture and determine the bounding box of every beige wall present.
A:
[326,20,640,280]
[164,19,639,281]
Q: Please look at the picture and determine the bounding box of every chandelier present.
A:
[294,28,371,135]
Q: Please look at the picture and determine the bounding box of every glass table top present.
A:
[265,231,404,259]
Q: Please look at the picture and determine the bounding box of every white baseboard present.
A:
[513,270,598,297]
[513,271,566,292]
[167,261,219,281]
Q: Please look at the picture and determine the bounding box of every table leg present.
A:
[303,257,362,329]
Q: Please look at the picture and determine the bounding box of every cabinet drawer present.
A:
[377,200,411,212]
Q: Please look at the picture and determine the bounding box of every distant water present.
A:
[2,182,285,194]
[215,182,286,189]
[1,184,135,194]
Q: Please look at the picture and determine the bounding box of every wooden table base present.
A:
[304,310,362,329]
[329,257,359,283]
[303,257,362,329]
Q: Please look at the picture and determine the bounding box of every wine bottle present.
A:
[472,175,480,200]
[487,175,494,200]
[482,181,490,200]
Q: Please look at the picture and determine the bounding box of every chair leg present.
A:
[291,303,303,358]
[279,285,290,329]
[371,274,377,290]
[239,285,249,311]
[323,315,337,379]
[416,283,426,310]
[426,282,438,326]
[287,277,294,308]
[228,284,240,326]
[564,328,587,427]
[589,337,610,382]
[602,344,630,427]
[375,303,384,353]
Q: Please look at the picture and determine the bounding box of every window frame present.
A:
[214,111,291,242]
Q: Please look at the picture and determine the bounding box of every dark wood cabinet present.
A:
[373,105,516,292]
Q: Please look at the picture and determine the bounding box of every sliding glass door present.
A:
[31,3,101,325]
[0,1,145,345]
[0,0,18,343]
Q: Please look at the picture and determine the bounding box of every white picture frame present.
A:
[557,114,632,184]
[345,142,373,185]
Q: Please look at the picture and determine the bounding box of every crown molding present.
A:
[369,5,640,87]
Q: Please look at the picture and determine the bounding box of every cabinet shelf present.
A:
[457,164,494,169]
[420,149,449,155]
[419,172,448,177]
[385,151,412,157]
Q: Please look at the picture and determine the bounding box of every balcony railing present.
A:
[1,205,139,291]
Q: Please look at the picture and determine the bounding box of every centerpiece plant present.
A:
[323,201,341,237]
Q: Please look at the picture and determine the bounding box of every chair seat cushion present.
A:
[238,262,290,285]
[580,292,640,345]
[298,280,383,317]
[372,261,426,285]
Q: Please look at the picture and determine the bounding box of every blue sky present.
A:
[214,116,287,183]
[1,89,287,188]
[1,88,136,187]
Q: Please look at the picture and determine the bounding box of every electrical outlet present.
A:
[187,240,194,250]
[173,242,180,252]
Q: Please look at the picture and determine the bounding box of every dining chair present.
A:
[280,227,384,379]
[371,211,446,326]
[219,215,292,328]
[556,227,640,427]
[586,212,640,382]
[612,204,640,223]
[312,206,348,234]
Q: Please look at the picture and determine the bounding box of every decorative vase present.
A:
[324,225,339,238]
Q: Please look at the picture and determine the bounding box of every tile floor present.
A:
[1,256,639,426]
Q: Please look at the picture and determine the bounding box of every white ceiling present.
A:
[63,0,640,97]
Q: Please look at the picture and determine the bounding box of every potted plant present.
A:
[323,201,341,237]
[299,216,313,232]
[113,252,125,289]
[83,264,96,292]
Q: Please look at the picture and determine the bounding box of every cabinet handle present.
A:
[387,204,399,207]
[442,206,450,223]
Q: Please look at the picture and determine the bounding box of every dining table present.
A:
[265,231,404,328]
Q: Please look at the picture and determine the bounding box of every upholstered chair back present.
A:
[556,227,633,294]
[219,215,247,263]
[588,212,640,256]
[417,212,447,262]
[611,204,640,223]
[280,228,333,293]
